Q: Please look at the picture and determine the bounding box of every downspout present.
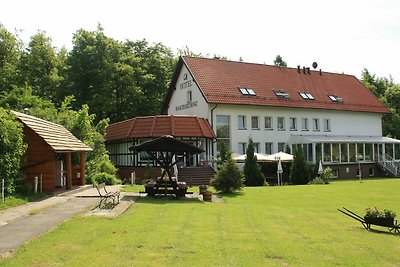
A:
[210,104,218,161]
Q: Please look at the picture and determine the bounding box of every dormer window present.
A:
[299,92,315,100]
[328,95,343,102]
[274,89,290,99]
[239,87,256,96]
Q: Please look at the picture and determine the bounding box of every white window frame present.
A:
[254,142,260,153]
[302,118,309,131]
[289,117,297,131]
[265,142,273,154]
[313,118,320,131]
[277,117,285,131]
[239,142,247,155]
[238,115,247,130]
[265,116,273,130]
[251,116,260,130]
[324,119,331,132]
[187,90,192,102]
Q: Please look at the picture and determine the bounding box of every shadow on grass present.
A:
[366,227,400,236]
[216,191,244,199]
[135,195,204,205]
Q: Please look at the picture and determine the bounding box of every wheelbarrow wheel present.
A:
[389,221,400,234]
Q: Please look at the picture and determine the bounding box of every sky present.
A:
[1,0,400,82]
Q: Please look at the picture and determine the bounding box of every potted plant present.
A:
[364,207,396,226]
[202,190,213,202]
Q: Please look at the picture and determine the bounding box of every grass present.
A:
[0,193,46,211]
[1,179,400,266]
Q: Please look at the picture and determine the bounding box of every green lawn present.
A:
[1,179,400,266]
[0,193,46,211]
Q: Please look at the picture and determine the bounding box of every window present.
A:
[277,117,285,130]
[278,142,285,152]
[332,169,339,178]
[254,142,260,153]
[299,92,315,100]
[265,116,273,130]
[187,90,192,102]
[239,87,256,96]
[216,115,230,154]
[251,116,260,129]
[341,143,348,162]
[323,143,331,162]
[239,142,247,155]
[238,115,246,130]
[289,117,297,131]
[328,95,343,102]
[265,142,273,154]
[313,118,320,131]
[273,89,290,99]
[301,118,309,131]
[324,119,331,132]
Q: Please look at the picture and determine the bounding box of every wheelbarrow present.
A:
[338,207,400,234]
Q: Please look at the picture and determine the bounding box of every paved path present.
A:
[0,185,123,258]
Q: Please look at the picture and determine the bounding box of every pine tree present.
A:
[243,138,265,186]
[289,145,311,185]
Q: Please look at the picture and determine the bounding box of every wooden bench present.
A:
[95,183,120,209]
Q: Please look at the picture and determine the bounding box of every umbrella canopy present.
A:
[265,151,294,162]
[318,160,324,174]
[129,135,203,153]
[233,152,270,162]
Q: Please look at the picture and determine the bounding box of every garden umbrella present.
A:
[318,160,324,175]
[233,152,270,162]
[265,151,294,162]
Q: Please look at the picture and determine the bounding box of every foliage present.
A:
[310,167,333,184]
[273,54,287,67]
[243,138,265,186]
[361,69,400,138]
[0,108,27,195]
[290,145,312,185]
[211,151,244,193]
[365,207,396,218]
[216,140,229,167]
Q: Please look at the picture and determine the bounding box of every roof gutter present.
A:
[210,103,218,157]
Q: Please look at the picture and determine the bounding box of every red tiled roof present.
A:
[106,115,216,141]
[164,56,388,114]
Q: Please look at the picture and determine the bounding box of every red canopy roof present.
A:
[163,56,389,114]
[106,115,216,142]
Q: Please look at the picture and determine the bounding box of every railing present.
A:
[376,154,400,176]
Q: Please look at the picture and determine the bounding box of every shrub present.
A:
[243,138,265,186]
[211,152,244,193]
[92,172,120,185]
[365,207,396,218]
[290,145,312,185]
[310,167,333,185]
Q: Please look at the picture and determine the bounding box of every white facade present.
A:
[167,67,384,156]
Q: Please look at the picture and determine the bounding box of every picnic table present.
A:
[145,177,189,197]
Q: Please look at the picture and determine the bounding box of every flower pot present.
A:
[202,191,212,202]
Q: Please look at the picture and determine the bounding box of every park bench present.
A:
[95,183,120,209]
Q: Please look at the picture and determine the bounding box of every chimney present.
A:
[297,65,301,73]
[306,67,311,75]
[303,66,306,74]
[319,69,322,76]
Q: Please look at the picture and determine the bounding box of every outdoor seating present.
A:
[95,183,120,209]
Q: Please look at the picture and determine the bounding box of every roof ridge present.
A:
[127,117,137,138]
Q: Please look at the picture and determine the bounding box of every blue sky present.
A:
[2,0,400,82]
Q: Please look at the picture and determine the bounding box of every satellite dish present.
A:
[312,62,318,69]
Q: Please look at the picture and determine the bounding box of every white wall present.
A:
[210,104,383,155]
[167,65,209,118]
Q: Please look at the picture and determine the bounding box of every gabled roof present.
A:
[162,56,389,114]
[12,111,92,153]
[105,115,216,142]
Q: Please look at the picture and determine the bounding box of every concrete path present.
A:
[0,185,124,258]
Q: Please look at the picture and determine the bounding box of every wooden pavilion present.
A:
[12,111,92,193]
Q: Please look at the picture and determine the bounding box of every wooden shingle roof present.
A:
[106,115,216,142]
[12,111,92,153]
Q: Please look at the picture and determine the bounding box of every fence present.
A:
[1,175,43,202]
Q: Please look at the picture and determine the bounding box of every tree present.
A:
[274,54,287,67]
[0,108,27,195]
[243,138,265,186]
[18,32,61,100]
[289,145,311,185]
[211,151,244,193]
[0,24,22,93]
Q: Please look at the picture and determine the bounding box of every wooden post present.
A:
[80,152,86,186]
[66,152,72,190]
